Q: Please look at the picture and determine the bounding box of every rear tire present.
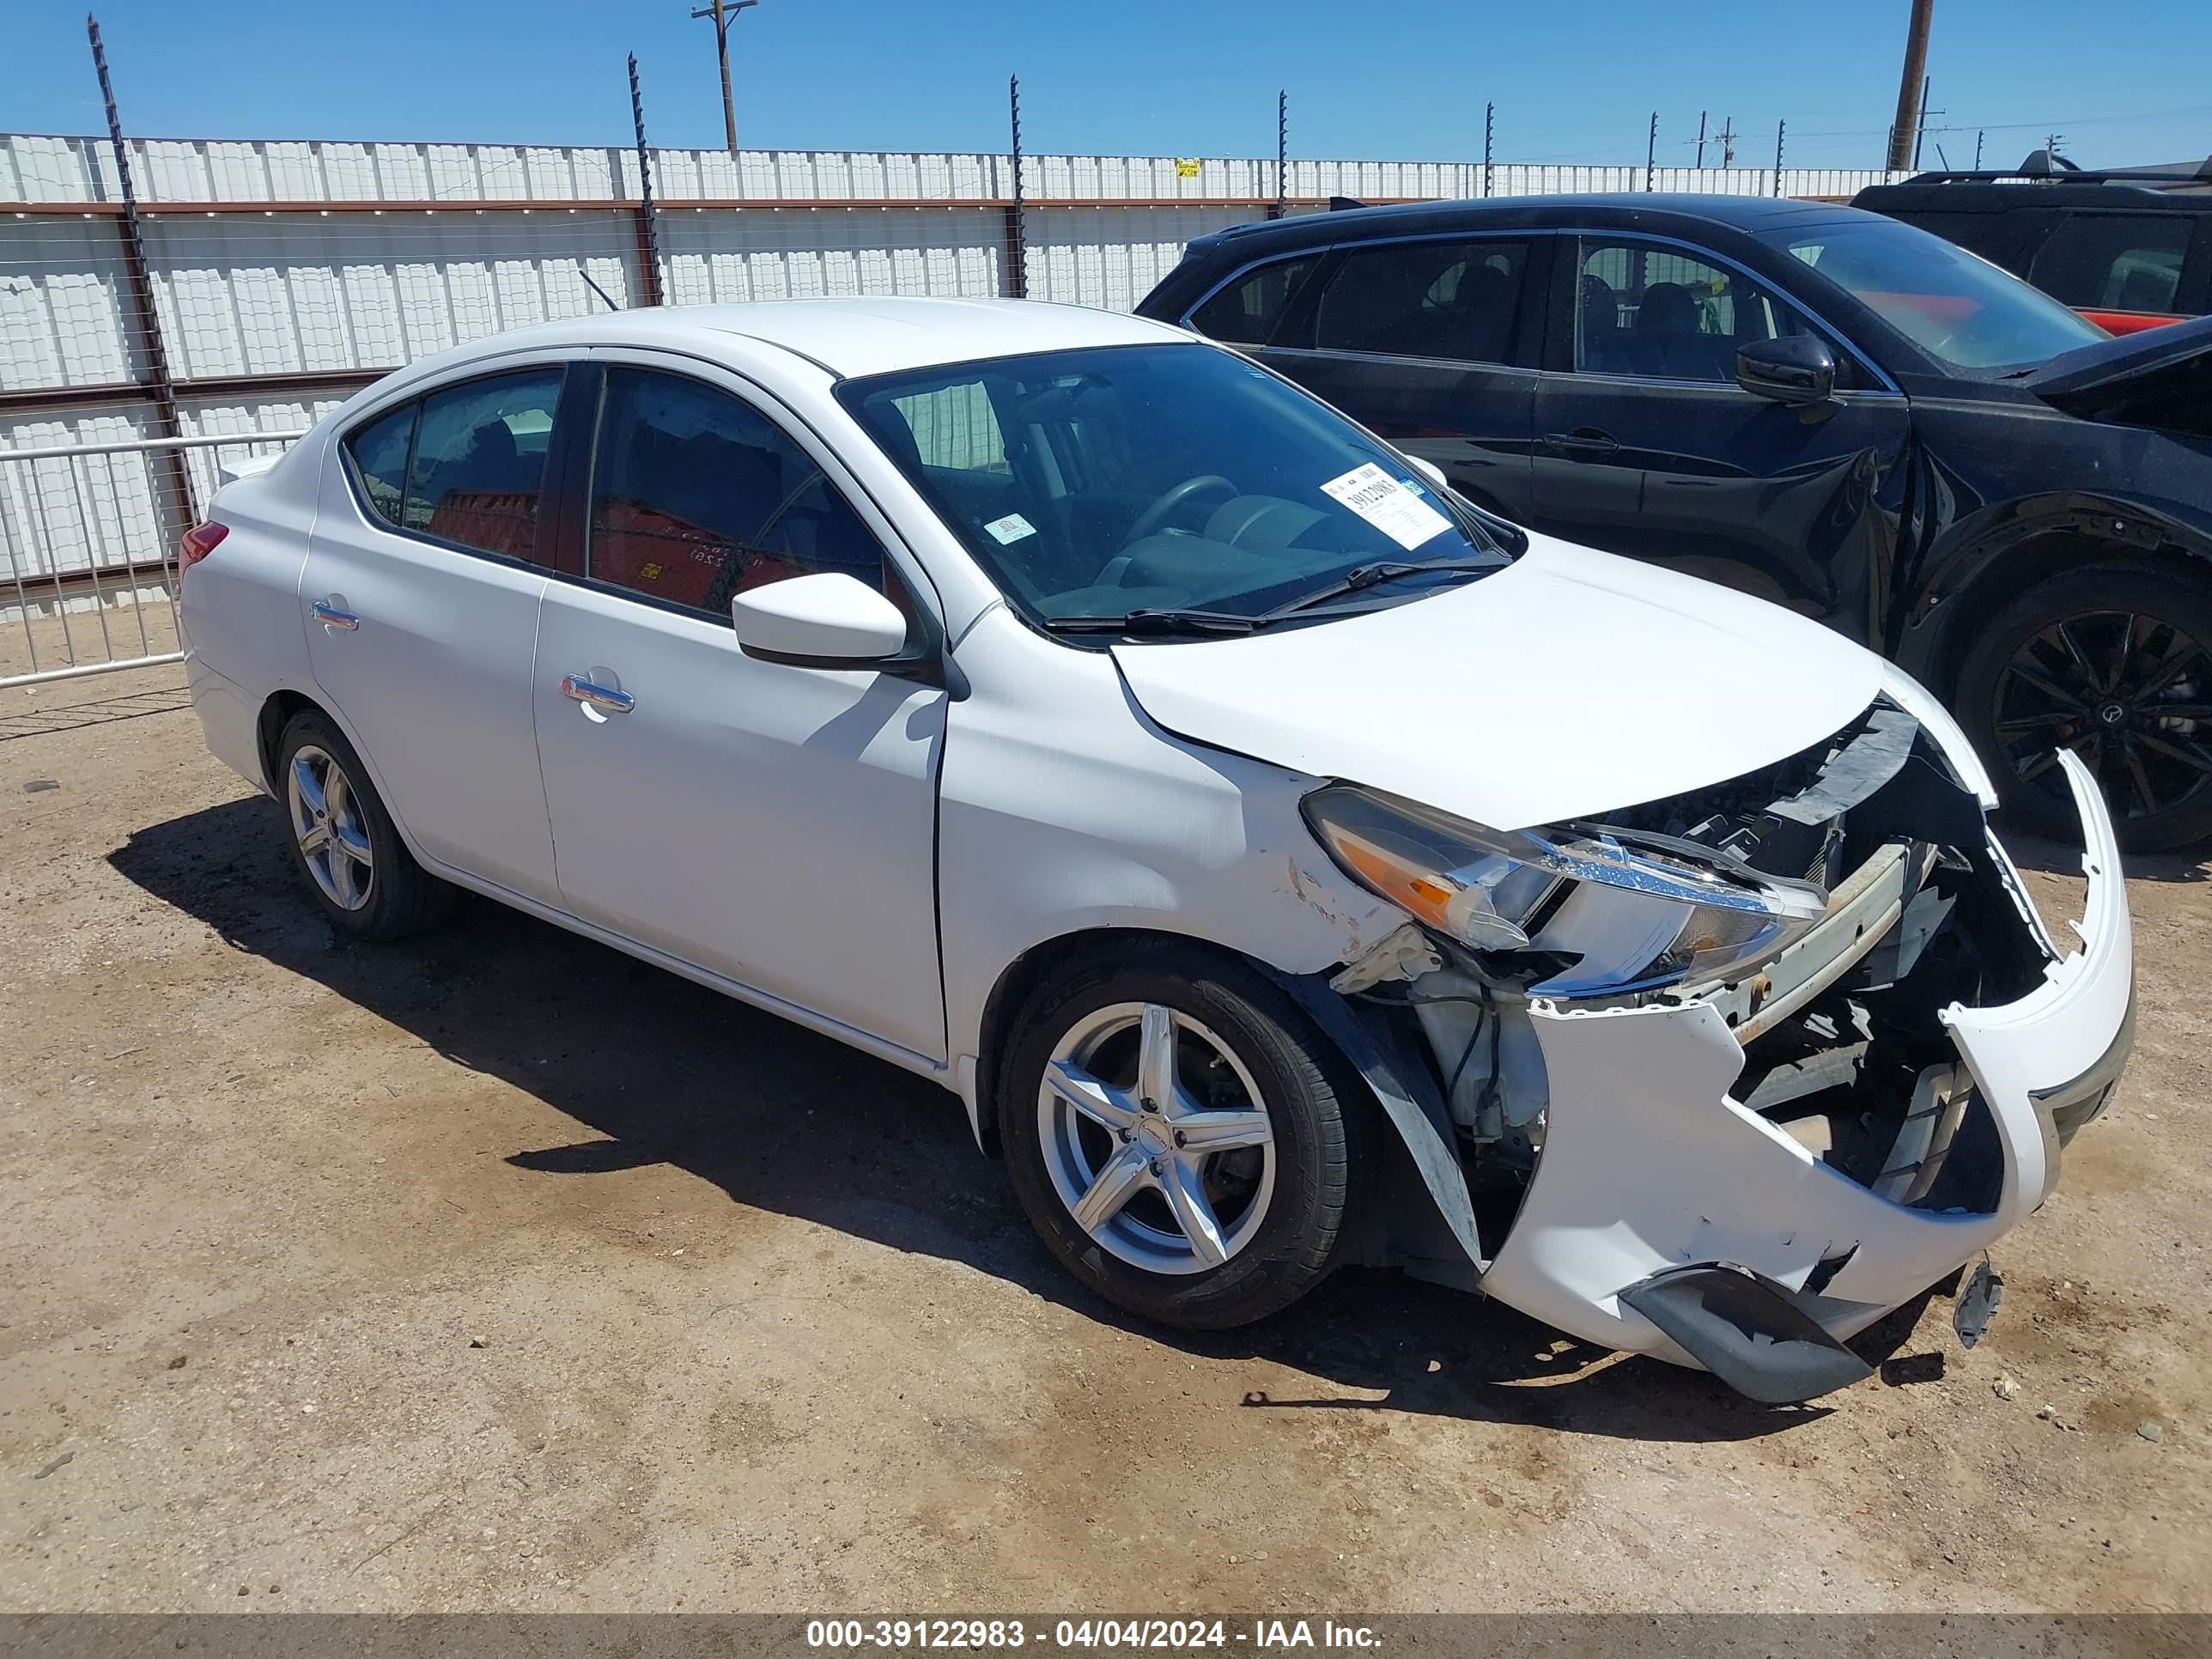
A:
[1955,563,2212,854]
[998,942,1370,1330]
[275,709,455,940]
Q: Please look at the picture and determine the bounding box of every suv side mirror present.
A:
[1735,335,1837,405]
[732,572,908,666]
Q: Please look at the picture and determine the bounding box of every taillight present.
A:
[178,520,228,578]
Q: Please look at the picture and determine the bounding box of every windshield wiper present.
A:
[1042,607,1261,637]
[1259,556,1503,621]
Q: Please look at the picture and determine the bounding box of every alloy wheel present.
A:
[1991,609,2212,824]
[1036,1001,1277,1275]
[287,744,375,911]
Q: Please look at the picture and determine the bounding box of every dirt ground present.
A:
[2,653,2208,1615]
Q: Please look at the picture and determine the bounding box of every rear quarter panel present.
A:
[179,434,325,790]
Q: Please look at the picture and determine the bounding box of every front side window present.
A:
[1573,238,1818,382]
[1765,216,2105,370]
[586,368,890,616]
[403,370,563,561]
[2029,213,2191,313]
[1313,240,1530,364]
[1187,256,1317,346]
[838,343,1514,632]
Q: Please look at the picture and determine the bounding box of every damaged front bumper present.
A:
[1477,750,2133,1392]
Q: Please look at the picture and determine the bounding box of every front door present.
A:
[302,363,568,903]
[1244,234,1547,525]
[1528,234,1912,642]
[530,360,947,1061]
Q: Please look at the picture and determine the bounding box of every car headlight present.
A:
[1303,784,1828,993]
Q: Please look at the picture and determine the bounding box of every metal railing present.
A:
[0,425,306,688]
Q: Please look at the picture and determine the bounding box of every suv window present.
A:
[2029,214,2191,313]
[1574,239,1819,383]
[586,368,891,617]
[1313,240,1529,363]
[1187,257,1316,346]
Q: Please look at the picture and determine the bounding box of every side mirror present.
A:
[1735,335,1837,405]
[1404,454,1449,492]
[732,572,908,666]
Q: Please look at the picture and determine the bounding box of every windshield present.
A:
[837,343,1513,632]
[1764,216,2106,371]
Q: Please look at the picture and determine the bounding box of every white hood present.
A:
[1110,535,1885,831]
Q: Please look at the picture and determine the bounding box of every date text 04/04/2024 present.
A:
[804,1619,1384,1650]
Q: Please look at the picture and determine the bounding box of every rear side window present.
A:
[2029,214,2191,313]
[1187,256,1316,346]
[343,404,415,528]
[1312,240,1530,365]
[404,371,563,561]
[1573,237,1820,383]
[585,368,892,617]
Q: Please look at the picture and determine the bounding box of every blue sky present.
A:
[6,0,2209,171]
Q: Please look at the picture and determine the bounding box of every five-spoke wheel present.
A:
[274,708,454,939]
[1001,943,1370,1329]
[287,743,375,911]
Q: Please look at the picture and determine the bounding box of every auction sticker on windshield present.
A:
[1319,463,1451,550]
[984,512,1038,544]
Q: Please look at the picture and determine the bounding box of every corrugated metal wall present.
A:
[1,131,1907,585]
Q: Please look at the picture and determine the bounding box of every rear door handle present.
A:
[1541,430,1621,459]
[311,598,360,631]
[561,672,635,715]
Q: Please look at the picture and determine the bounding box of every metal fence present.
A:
[0,425,303,687]
[0,126,1906,685]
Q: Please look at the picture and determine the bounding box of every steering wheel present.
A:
[1123,474,1237,546]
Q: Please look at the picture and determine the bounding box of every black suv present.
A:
[1854,153,2212,336]
[1137,195,2212,850]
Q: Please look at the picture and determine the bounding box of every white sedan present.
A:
[179,297,2133,1403]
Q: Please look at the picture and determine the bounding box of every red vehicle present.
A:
[1854,151,2212,335]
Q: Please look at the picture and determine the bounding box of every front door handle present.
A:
[1541,429,1621,459]
[561,672,635,715]
[312,598,360,631]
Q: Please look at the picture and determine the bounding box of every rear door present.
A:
[1184,235,1548,523]
[1526,234,1912,642]
[530,356,947,1060]
[304,362,570,903]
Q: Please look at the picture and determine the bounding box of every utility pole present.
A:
[1644,110,1658,191]
[690,0,760,156]
[1717,115,1736,167]
[1695,110,1707,168]
[1886,0,1935,170]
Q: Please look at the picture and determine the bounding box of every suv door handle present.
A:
[311,598,360,631]
[561,672,635,714]
[1541,429,1621,459]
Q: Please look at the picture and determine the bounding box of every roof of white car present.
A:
[432,296,1195,382]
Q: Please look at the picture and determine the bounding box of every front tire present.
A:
[998,943,1370,1329]
[1955,563,2212,854]
[275,709,454,940]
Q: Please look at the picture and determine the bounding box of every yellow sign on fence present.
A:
[1174,158,1202,179]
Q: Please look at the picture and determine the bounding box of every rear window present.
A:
[1187,256,1316,346]
[2029,214,2191,314]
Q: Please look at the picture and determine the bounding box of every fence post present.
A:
[628,54,665,307]
[85,16,197,534]
[1483,103,1494,198]
[1004,75,1028,300]
[1645,112,1657,191]
[1271,89,1287,220]
[1696,111,1707,169]
[1772,119,1785,195]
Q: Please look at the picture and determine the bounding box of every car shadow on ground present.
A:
[112,796,1939,1445]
